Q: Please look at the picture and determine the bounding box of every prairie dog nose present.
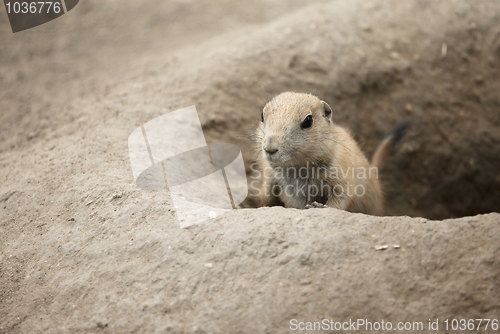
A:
[265,147,278,155]
[263,135,279,155]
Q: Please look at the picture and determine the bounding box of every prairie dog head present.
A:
[257,92,333,166]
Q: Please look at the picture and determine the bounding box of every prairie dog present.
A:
[255,92,408,216]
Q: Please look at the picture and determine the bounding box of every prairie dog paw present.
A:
[304,201,328,209]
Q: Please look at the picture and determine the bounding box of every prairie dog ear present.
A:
[321,101,332,120]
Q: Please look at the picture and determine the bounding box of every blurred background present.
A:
[0,0,329,151]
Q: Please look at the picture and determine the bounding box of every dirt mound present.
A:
[1,0,500,333]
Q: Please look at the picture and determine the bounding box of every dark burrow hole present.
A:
[222,70,500,220]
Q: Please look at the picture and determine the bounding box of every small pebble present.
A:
[375,245,389,250]
[389,51,399,59]
[441,43,447,58]
[111,192,122,200]
[405,104,413,114]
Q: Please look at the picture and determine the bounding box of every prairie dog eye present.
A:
[261,112,264,123]
[301,115,313,129]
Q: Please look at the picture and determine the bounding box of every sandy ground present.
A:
[1,0,500,333]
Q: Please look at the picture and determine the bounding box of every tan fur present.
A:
[370,136,391,171]
[256,92,384,215]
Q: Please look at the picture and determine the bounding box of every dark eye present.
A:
[261,112,264,123]
[301,115,313,129]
